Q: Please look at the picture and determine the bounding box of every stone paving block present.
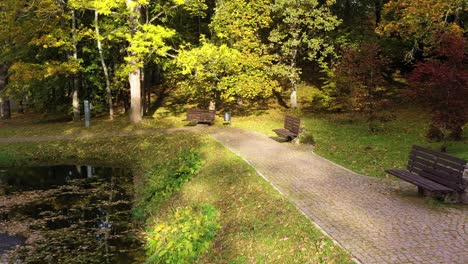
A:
[210,127,468,264]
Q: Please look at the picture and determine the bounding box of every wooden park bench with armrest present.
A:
[184,108,216,125]
[385,145,467,201]
[273,115,301,140]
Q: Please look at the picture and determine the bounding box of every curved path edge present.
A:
[208,127,467,264]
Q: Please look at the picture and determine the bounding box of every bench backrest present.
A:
[408,145,467,191]
[284,115,301,135]
[186,109,215,122]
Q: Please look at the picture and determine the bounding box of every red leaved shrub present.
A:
[409,33,468,141]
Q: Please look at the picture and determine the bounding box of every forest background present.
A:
[0,0,466,142]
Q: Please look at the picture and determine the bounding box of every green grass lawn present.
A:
[0,133,352,263]
[1,104,466,180]
[228,107,468,178]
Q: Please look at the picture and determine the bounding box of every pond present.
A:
[0,165,145,263]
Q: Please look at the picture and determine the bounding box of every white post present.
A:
[84,100,91,127]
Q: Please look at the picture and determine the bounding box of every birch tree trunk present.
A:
[95,11,114,120]
[71,10,80,121]
[289,40,299,109]
[126,0,142,124]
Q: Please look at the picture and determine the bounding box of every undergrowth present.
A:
[146,205,220,264]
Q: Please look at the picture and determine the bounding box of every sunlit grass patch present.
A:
[156,138,353,263]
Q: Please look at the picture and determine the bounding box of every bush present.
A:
[334,42,393,132]
[145,205,220,264]
[298,128,315,145]
[0,151,17,166]
[409,33,468,142]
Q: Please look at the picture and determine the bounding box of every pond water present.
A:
[0,165,145,263]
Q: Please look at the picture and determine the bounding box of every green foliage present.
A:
[176,40,278,104]
[268,0,341,105]
[135,149,203,219]
[377,0,465,61]
[315,66,352,112]
[0,151,16,166]
[270,0,341,62]
[210,0,272,52]
[126,24,176,66]
[145,204,220,264]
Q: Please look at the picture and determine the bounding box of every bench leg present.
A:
[417,187,424,197]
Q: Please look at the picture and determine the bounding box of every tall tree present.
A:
[125,0,142,124]
[269,0,341,108]
[125,0,207,123]
[176,40,277,106]
[377,0,465,62]
[198,0,278,108]
[94,10,114,120]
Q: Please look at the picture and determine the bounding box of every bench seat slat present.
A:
[410,155,434,168]
[273,128,297,137]
[284,116,301,134]
[417,170,461,191]
[433,163,464,177]
[386,169,454,193]
[413,145,467,165]
[412,150,437,161]
[435,159,465,172]
[408,160,461,182]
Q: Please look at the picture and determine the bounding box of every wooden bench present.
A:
[386,145,467,200]
[184,109,216,125]
[273,115,301,140]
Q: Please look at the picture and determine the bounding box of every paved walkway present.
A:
[1,127,467,263]
[209,127,467,264]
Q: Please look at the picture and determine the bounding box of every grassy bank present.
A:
[0,133,352,263]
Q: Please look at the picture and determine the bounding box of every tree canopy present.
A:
[0,0,466,139]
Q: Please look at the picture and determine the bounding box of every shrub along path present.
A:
[1,126,466,263]
[209,127,467,264]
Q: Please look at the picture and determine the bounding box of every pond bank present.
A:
[0,165,143,263]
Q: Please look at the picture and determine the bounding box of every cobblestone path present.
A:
[209,127,467,264]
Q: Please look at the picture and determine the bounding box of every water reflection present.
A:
[0,165,144,263]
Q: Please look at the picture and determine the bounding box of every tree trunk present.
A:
[1,98,11,120]
[18,100,24,113]
[129,68,142,123]
[344,0,351,24]
[126,0,142,124]
[374,0,382,27]
[0,64,10,119]
[71,10,80,121]
[141,67,146,115]
[95,10,114,120]
[289,44,299,109]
